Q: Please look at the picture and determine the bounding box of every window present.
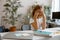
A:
[51,0,60,12]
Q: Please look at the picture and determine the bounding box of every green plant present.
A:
[44,6,51,21]
[23,15,30,24]
[44,6,51,16]
[3,0,22,25]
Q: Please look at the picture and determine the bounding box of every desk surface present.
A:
[1,28,60,40]
[48,21,60,25]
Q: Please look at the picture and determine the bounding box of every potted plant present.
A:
[3,0,22,32]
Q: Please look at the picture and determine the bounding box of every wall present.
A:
[17,0,52,14]
[59,0,60,9]
[0,0,52,29]
[0,0,6,26]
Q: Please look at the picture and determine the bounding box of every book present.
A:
[34,30,52,37]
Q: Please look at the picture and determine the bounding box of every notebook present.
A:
[34,30,52,37]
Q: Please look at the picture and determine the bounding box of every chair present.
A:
[21,25,31,31]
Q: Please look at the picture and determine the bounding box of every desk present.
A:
[1,28,60,40]
[47,21,60,28]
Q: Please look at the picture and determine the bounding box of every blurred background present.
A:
[0,0,60,32]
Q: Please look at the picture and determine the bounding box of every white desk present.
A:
[47,21,60,27]
[0,28,60,40]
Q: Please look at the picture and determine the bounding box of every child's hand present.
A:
[34,12,39,19]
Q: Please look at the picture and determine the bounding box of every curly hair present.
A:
[32,5,42,17]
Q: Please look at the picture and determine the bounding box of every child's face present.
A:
[34,9,43,18]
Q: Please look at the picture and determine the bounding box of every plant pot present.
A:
[9,26,16,32]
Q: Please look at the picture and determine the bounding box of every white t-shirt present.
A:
[30,18,43,30]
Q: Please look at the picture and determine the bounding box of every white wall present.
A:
[0,0,52,29]
[59,0,60,9]
[0,0,6,26]
[17,0,52,15]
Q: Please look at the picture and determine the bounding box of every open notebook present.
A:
[34,30,52,37]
